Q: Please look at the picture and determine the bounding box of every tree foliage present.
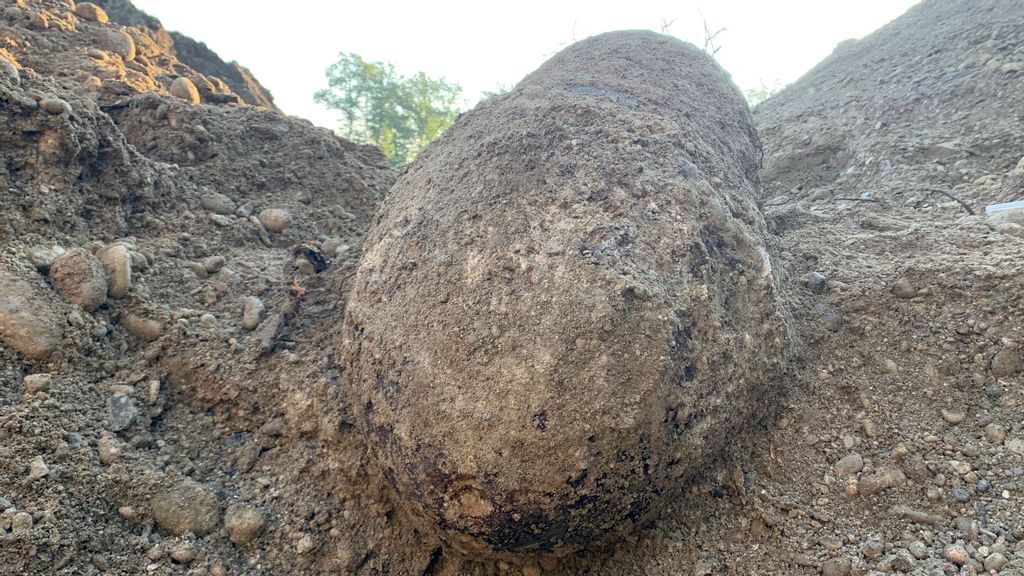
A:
[315,53,463,167]
[744,82,782,107]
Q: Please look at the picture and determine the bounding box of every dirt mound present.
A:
[757,0,1024,215]
[0,1,400,575]
[344,30,789,557]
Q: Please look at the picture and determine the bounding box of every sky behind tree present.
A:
[132,0,919,128]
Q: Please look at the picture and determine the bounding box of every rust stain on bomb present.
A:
[342,30,789,556]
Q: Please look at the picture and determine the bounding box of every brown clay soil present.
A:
[0,1,1023,575]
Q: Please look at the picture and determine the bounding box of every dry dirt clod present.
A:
[0,268,63,359]
[150,480,220,536]
[223,503,266,544]
[344,30,788,556]
[991,348,1021,377]
[891,277,917,299]
[74,2,109,23]
[50,247,108,311]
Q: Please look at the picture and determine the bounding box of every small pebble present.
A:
[859,468,905,496]
[223,503,266,545]
[24,373,52,394]
[941,408,965,424]
[945,544,969,566]
[11,511,33,535]
[202,256,226,273]
[258,208,291,233]
[862,536,884,560]
[170,542,197,564]
[991,348,1021,377]
[984,552,1007,572]
[28,456,49,480]
[109,394,138,432]
[242,296,266,331]
[821,557,851,576]
[100,244,132,299]
[891,277,916,298]
[40,97,72,115]
[97,435,122,464]
[799,271,828,294]
[834,453,864,477]
[907,541,928,560]
[984,423,1006,444]
[952,487,970,502]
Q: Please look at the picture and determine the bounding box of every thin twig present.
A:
[924,187,975,215]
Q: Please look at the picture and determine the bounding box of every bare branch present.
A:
[698,9,726,56]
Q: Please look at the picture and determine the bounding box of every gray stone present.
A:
[201,191,236,216]
[242,296,265,331]
[0,56,19,86]
[835,453,864,476]
[109,394,138,432]
[799,271,828,293]
[983,552,1007,572]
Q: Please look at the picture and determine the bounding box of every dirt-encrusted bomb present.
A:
[343,30,789,556]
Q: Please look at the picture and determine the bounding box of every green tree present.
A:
[744,81,782,107]
[315,53,463,167]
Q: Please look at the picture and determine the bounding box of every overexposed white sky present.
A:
[132,1,918,128]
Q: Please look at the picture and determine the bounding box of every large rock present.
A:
[0,268,63,360]
[49,247,108,311]
[342,31,788,555]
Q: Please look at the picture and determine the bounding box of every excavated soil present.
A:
[1,0,1023,575]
